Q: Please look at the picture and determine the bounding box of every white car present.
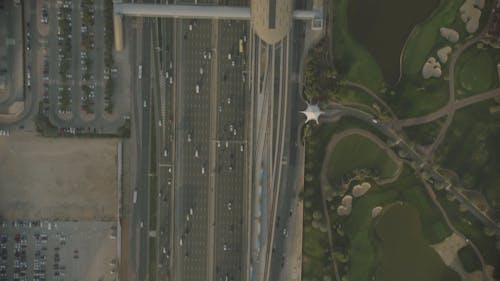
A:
[143,100,147,108]
[158,120,162,127]
[199,67,204,75]
[195,84,200,94]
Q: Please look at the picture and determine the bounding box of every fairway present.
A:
[457,47,497,96]
[374,203,460,281]
[328,133,398,182]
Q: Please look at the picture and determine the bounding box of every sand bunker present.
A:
[440,27,460,43]
[352,182,372,197]
[460,0,485,33]
[337,195,353,216]
[437,46,452,63]
[371,206,383,218]
[422,57,442,79]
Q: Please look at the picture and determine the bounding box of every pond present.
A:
[347,0,439,85]
[374,203,461,281]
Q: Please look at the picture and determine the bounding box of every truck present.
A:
[138,64,142,79]
[133,190,137,204]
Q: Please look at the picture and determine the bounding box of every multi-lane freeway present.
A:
[125,1,314,281]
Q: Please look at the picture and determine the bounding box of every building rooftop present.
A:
[251,0,293,44]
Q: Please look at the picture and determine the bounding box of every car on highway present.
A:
[195,84,200,94]
[138,64,142,79]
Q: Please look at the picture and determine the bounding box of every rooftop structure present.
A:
[113,2,322,46]
[251,0,293,44]
[300,103,323,124]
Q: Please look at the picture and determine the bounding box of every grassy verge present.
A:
[437,190,500,268]
[457,245,482,272]
[402,0,465,75]
[329,166,452,281]
[403,117,446,146]
[436,99,500,210]
[303,116,451,281]
[149,176,158,231]
[388,72,449,118]
[455,44,500,99]
[302,117,388,280]
[331,0,385,92]
[149,237,157,279]
[327,133,398,183]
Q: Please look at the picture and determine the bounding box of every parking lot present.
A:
[24,0,127,134]
[0,220,117,281]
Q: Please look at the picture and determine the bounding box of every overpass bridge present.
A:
[112,1,323,49]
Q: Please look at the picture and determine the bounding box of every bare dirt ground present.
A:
[0,132,118,220]
[431,232,495,281]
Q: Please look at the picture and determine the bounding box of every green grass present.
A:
[403,117,446,146]
[402,0,464,75]
[328,134,398,182]
[388,72,449,118]
[374,203,460,281]
[330,166,452,281]
[437,191,500,268]
[302,117,390,279]
[302,223,332,281]
[457,245,482,272]
[331,0,385,92]
[437,99,500,209]
[455,44,500,98]
[149,237,157,278]
[387,0,466,118]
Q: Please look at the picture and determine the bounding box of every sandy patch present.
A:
[0,134,118,220]
[422,57,442,79]
[440,27,460,43]
[371,206,383,218]
[431,233,496,281]
[431,233,467,275]
[352,182,372,197]
[337,195,352,216]
[460,0,484,33]
[468,265,496,281]
[437,46,452,63]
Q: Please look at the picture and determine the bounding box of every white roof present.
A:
[300,103,323,124]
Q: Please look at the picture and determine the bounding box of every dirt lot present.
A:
[0,133,118,220]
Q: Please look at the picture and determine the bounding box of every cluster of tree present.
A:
[303,40,339,103]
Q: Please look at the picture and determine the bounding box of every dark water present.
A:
[347,0,439,85]
[374,203,461,281]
